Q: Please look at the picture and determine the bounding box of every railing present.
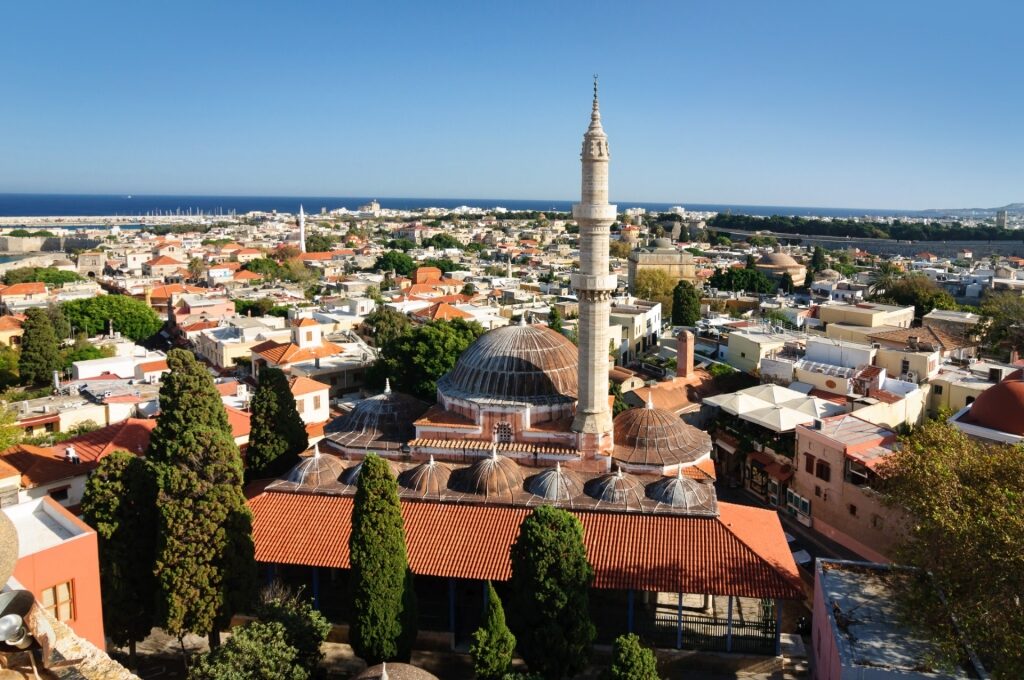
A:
[633,611,776,656]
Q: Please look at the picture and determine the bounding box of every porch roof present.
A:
[249,491,804,600]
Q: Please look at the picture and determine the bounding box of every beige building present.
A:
[872,347,939,383]
[627,238,699,293]
[928,368,994,415]
[818,301,914,329]
[725,327,797,375]
[791,415,904,562]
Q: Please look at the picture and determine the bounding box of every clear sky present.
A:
[1,1,1021,209]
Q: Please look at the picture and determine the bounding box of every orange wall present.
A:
[11,502,106,649]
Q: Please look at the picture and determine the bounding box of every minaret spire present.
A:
[298,205,307,253]
[571,79,616,456]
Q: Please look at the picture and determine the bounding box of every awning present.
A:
[747,451,794,482]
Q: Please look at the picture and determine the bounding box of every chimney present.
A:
[676,330,695,379]
[908,335,919,351]
[64,446,80,465]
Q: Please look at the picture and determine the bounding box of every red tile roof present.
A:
[249,492,802,599]
[289,376,329,397]
[146,255,186,267]
[251,339,343,366]
[0,282,46,297]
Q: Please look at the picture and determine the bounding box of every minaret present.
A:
[298,205,307,253]
[571,78,617,456]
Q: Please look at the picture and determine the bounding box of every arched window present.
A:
[494,422,513,443]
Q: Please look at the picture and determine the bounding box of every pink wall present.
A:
[12,500,106,649]
[811,566,841,680]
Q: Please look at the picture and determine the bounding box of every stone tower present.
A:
[571,80,617,456]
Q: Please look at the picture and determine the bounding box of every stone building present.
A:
[627,237,699,293]
[754,249,807,287]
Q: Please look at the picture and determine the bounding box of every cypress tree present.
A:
[671,281,701,327]
[18,307,61,385]
[348,453,417,665]
[610,634,659,680]
[246,367,307,480]
[148,349,255,647]
[470,581,516,680]
[148,349,234,464]
[80,451,158,667]
[509,505,595,679]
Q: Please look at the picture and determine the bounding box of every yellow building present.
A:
[818,301,914,329]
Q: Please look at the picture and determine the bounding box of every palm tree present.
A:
[869,261,902,296]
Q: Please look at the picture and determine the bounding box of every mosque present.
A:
[248,84,802,654]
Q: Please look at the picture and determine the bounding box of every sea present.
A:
[0,193,936,221]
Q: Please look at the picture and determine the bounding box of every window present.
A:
[901,359,911,375]
[42,581,74,622]
[305,331,313,342]
[49,486,70,503]
[313,395,321,410]
[494,422,513,443]
[933,384,943,395]
[786,488,811,517]
[845,459,871,486]
[848,504,858,516]
[804,453,816,474]
[871,514,885,530]
[815,460,831,483]
[740,352,746,358]
[965,396,975,405]
[814,485,822,498]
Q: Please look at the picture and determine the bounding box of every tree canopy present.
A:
[471,582,516,680]
[710,212,1023,242]
[255,585,331,677]
[3,267,83,286]
[671,280,701,326]
[304,232,337,253]
[979,290,1024,358]
[707,267,777,294]
[375,250,416,276]
[246,367,307,480]
[369,318,484,401]
[188,621,307,680]
[18,307,61,385]
[348,453,417,665]
[62,295,163,341]
[878,417,1024,678]
[871,273,957,319]
[360,306,412,348]
[633,269,676,322]
[610,634,659,680]
[509,505,595,678]
[422,233,463,250]
[80,451,158,665]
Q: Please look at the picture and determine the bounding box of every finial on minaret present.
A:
[429,454,435,465]
[491,442,499,460]
[646,391,654,410]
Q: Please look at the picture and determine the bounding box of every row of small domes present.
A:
[285,450,713,511]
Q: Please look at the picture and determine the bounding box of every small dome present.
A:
[340,458,400,485]
[964,379,1024,435]
[584,469,645,509]
[525,463,583,502]
[326,382,429,451]
[646,470,717,514]
[817,268,841,280]
[450,449,524,499]
[442,323,578,403]
[354,663,439,680]
[613,405,711,467]
[652,237,674,249]
[284,447,346,488]
[399,456,452,498]
[758,252,800,267]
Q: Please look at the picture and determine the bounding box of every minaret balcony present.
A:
[571,273,618,292]
[572,204,617,222]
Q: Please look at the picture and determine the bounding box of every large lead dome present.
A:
[441,323,579,402]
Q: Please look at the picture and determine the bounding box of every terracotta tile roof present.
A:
[249,492,803,599]
[414,405,477,429]
[411,302,472,321]
[137,360,169,373]
[180,321,220,333]
[146,255,185,267]
[251,339,343,366]
[298,252,337,261]
[293,318,319,327]
[0,282,46,297]
[868,324,967,351]
[226,406,251,438]
[216,380,240,396]
[289,376,329,397]
[233,270,263,280]
[0,316,24,331]
[64,418,156,459]
[0,457,19,479]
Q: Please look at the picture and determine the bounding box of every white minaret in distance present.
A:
[298,204,307,253]
[571,78,617,455]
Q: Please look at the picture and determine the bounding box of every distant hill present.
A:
[922,203,1024,217]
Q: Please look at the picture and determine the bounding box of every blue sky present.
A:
[1,1,1021,209]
